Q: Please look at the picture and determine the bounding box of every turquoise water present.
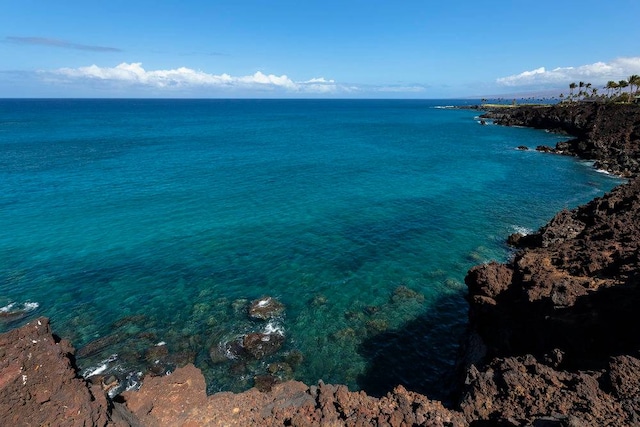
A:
[0,99,621,398]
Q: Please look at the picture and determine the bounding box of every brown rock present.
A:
[535,144,556,153]
[243,332,285,359]
[484,103,640,176]
[461,355,630,425]
[0,317,116,426]
[465,261,513,299]
[465,178,640,366]
[608,355,640,423]
[122,364,207,425]
[248,297,285,320]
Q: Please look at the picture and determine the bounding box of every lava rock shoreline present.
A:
[2,103,640,426]
[480,103,640,177]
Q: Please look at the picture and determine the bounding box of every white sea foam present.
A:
[0,301,39,313]
[512,225,533,236]
[264,320,285,336]
[23,302,39,311]
[85,364,108,378]
[82,354,118,378]
[223,341,239,360]
[123,371,143,393]
[0,303,16,313]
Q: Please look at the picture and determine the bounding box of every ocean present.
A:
[0,99,622,399]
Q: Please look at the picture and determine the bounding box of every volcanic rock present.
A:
[243,332,285,359]
[0,317,124,426]
[121,366,467,426]
[248,296,285,320]
[481,103,640,176]
[460,355,631,425]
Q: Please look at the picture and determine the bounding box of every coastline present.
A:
[2,102,640,426]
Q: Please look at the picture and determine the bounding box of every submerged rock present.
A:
[242,332,285,359]
[309,294,328,307]
[143,342,168,363]
[76,333,121,358]
[390,285,425,303]
[248,296,285,320]
[210,338,246,363]
[284,350,304,369]
[267,362,294,379]
[253,374,281,392]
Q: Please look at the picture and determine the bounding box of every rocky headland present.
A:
[481,103,640,177]
[2,103,640,426]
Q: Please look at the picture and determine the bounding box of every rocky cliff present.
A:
[482,103,640,177]
[462,176,640,425]
[2,103,640,426]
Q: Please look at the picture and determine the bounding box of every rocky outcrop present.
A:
[0,317,132,426]
[122,364,466,426]
[462,176,640,424]
[466,178,640,367]
[482,103,640,176]
[460,354,640,425]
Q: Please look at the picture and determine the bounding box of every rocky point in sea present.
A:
[1,102,640,425]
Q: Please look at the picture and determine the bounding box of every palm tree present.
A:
[606,80,618,97]
[569,82,577,100]
[619,80,629,95]
[628,75,640,95]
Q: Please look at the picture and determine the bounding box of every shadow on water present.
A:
[356,291,468,406]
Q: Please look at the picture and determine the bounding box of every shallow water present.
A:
[0,99,622,397]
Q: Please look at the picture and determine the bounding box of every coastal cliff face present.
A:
[462,176,640,425]
[2,103,640,426]
[482,103,640,176]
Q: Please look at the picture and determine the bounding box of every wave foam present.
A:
[82,354,118,378]
[511,225,534,236]
[264,320,285,336]
[1,301,39,313]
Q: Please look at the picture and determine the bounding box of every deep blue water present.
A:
[0,99,621,397]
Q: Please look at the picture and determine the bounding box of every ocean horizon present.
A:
[0,99,622,399]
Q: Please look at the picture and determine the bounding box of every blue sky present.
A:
[2,0,640,98]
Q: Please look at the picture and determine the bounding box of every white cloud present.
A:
[497,57,640,87]
[303,77,335,84]
[50,62,343,94]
